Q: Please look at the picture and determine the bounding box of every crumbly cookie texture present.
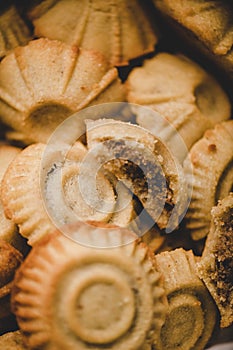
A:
[12,222,168,350]
[0,38,126,144]
[0,140,137,246]
[86,118,188,232]
[155,248,217,350]
[197,193,233,328]
[0,331,25,350]
[1,118,189,247]
[28,0,158,66]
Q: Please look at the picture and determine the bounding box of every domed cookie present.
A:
[184,120,233,240]
[12,222,168,349]
[1,143,54,246]
[155,248,217,350]
[126,53,231,161]
[153,0,233,79]
[28,0,158,66]
[197,193,233,328]
[86,118,189,233]
[0,144,23,250]
[1,141,137,245]
[0,38,125,144]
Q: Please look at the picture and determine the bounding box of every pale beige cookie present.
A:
[28,0,158,66]
[197,193,233,328]
[153,0,233,77]
[0,331,25,350]
[86,118,188,233]
[184,120,233,240]
[126,53,231,161]
[42,141,139,240]
[0,4,32,59]
[0,240,23,321]
[0,144,22,250]
[155,248,217,350]
[12,222,167,350]
[1,143,54,246]
[1,141,137,245]
[0,38,125,144]
[106,175,139,231]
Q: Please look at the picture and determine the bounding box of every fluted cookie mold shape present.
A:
[152,0,233,78]
[0,4,32,59]
[1,143,54,246]
[126,53,231,162]
[28,0,158,66]
[0,38,125,144]
[184,120,233,240]
[155,248,217,350]
[0,144,22,250]
[12,223,168,350]
[1,140,137,246]
[197,193,233,328]
[86,118,189,233]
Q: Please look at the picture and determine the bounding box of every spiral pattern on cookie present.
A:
[1,141,127,246]
[85,118,189,233]
[1,113,190,247]
[12,222,167,350]
[155,248,217,350]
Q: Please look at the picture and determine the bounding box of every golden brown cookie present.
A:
[197,193,233,328]
[0,331,25,350]
[184,120,233,240]
[27,0,57,19]
[1,140,138,246]
[0,240,23,321]
[1,143,54,246]
[155,248,217,350]
[28,0,158,66]
[0,144,23,250]
[153,0,233,78]
[12,222,168,349]
[0,38,125,144]
[126,53,231,161]
[86,118,189,233]
[0,4,32,59]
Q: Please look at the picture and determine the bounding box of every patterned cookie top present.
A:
[12,222,168,349]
